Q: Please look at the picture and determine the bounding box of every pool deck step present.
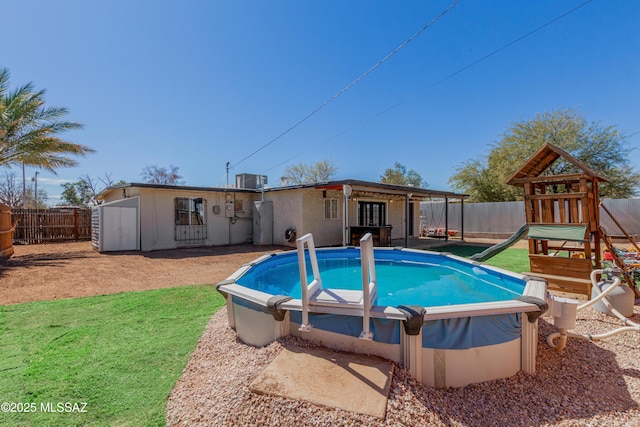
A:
[250,344,393,419]
[310,288,364,307]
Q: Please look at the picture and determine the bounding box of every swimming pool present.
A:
[236,248,524,307]
[217,245,547,388]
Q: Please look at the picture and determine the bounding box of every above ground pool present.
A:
[235,248,525,308]
[217,244,547,388]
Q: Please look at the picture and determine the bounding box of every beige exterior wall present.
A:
[387,200,405,240]
[302,189,343,247]
[266,188,344,248]
[100,184,424,251]
[102,187,253,251]
[265,189,303,247]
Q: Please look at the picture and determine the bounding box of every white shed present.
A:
[92,196,140,252]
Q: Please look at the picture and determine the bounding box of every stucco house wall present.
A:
[265,189,303,247]
[102,186,253,251]
[98,180,461,252]
[302,188,343,247]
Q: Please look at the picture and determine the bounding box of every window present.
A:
[175,197,207,244]
[235,199,245,213]
[324,198,339,220]
[358,201,386,226]
[175,197,205,225]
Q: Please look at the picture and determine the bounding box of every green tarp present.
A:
[528,224,587,242]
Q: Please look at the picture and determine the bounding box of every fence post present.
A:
[74,208,79,241]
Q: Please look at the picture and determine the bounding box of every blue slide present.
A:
[469,224,529,262]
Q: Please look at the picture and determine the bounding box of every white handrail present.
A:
[296,232,378,339]
[297,233,322,332]
[359,232,377,340]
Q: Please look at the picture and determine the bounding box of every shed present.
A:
[92,197,140,252]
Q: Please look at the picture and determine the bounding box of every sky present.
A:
[1,0,639,204]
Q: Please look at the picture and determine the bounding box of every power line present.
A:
[229,0,461,170]
[261,153,302,174]
[432,0,593,87]
[323,0,594,143]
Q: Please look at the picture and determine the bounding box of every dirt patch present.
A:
[0,241,286,306]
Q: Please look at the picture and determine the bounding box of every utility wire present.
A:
[323,0,594,143]
[261,153,302,174]
[229,0,461,170]
[432,0,593,87]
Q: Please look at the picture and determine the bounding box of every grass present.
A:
[429,243,531,274]
[0,285,225,427]
[0,245,531,426]
[483,248,531,273]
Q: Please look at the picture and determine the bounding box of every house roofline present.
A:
[97,179,467,200]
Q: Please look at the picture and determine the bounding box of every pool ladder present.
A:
[296,232,377,340]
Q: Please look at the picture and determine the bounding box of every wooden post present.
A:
[74,208,79,241]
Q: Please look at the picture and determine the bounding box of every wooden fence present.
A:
[12,208,92,244]
[0,204,14,258]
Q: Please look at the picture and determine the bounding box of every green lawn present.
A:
[483,248,530,273]
[0,285,224,427]
[0,247,531,426]
[430,243,530,274]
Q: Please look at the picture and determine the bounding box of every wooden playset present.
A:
[506,143,638,296]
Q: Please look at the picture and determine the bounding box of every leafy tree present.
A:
[380,162,427,187]
[0,68,93,171]
[283,159,337,185]
[60,181,85,206]
[449,109,640,201]
[60,173,123,206]
[0,68,93,207]
[447,160,508,202]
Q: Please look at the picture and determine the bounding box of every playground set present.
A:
[470,142,639,350]
[502,142,639,298]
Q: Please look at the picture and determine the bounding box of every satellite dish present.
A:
[343,184,353,197]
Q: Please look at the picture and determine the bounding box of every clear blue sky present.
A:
[2,0,639,204]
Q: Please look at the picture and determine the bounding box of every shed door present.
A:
[103,207,138,251]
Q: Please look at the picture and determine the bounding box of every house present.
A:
[95,178,466,252]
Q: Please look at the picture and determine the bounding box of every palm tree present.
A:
[0,68,94,206]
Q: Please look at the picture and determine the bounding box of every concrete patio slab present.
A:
[250,345,394,419]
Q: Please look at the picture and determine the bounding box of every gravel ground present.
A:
[167,305,640,426]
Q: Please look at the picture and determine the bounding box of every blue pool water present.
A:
[236,248,525,308]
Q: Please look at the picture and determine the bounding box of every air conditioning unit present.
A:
[235,173,267,189]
